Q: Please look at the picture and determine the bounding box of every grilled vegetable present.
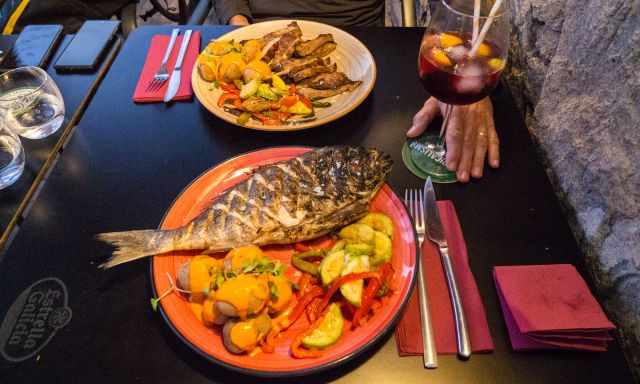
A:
[301,303,343,348]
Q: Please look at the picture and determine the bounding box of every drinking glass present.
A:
[0,124,24,189]
[415,0,510,182]
[0,66,65,139]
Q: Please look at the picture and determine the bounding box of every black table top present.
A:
[0,25,633,383]
[0,34,120,251]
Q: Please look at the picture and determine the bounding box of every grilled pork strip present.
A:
[297,81,363,100]
[291,63,337,83]
[295,34,334,57]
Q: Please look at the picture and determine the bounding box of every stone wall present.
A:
[505,0,640,377]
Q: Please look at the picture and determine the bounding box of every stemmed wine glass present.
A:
[413,0,510,183]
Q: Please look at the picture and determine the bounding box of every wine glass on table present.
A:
[414,0,510,183]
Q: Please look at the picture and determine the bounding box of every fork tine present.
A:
[404,189,408,207]
[419,189,425,228]
[415,189,421,228]
[411,189,417,222]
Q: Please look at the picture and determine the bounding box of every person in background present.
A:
[217,0,499,183]
[215,0,386,27]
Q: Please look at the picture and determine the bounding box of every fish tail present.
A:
[97,229,175,269]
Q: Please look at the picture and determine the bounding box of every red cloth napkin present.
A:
[493,264,616,351]
[132,31,201,102]
[395,200,494,355]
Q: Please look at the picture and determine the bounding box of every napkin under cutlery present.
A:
[396,201,494,355]
[133,32,201,103]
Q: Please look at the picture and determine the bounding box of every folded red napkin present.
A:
[493,264,616,351]
[132,31,201,103]
[395,200,494,355]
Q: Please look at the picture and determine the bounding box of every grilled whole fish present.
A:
[98,147,392,268]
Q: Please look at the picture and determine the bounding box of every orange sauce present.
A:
[190,302,203,322]
[215,275,269,319]
[189,255,223,303]
[269,275,293,313]
[230,321,259,351]
[225,245,264,272]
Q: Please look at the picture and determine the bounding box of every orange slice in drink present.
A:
[430,47,453,67]
[439,33,463,48]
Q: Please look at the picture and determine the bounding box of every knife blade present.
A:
[424,177,472,359]
[163,29,193,103]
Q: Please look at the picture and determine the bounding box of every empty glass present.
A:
[0,124,24,189]
[0,66,65,139]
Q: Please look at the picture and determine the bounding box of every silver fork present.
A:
[146,28,180,92]
[405,188,438,369]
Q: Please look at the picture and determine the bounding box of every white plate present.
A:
[191,20,377,131]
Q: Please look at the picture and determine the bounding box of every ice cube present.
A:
[453,61,487,94]
[446,45,470,63]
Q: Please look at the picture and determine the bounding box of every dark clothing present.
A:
[15,0,131,33]
[214,0,385,27]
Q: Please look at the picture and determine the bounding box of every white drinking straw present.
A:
[469,0,504,57]
[472,0,481,43]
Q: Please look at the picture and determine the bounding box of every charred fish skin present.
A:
[97,147,392,268]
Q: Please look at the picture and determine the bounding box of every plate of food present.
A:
[191,20,376,131]
[98,146,416,377]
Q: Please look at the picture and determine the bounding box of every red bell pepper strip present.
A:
[289,286,324,325]
[294,236,336,253]
[313,272,381,319]
[219,81,239,94]
[377,262,395,297]
[352,276,381,329]
[298,94,313,109]
[217,92,240,108]
[281,94,298,107]
[297,273,312,297]
[289,83,297,96]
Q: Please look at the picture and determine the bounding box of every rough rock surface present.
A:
[505,0,640,376]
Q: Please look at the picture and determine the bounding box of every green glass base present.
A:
[402,133,457,183]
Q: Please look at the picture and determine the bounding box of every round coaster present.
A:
[402,134,458,183]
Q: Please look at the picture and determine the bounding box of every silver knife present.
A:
[424,177,472,359]
[163,29,193,102]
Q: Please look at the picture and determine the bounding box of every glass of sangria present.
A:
[413,0,510,182]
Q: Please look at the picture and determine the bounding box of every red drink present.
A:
[418,32,504,105]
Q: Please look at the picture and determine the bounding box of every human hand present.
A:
[407,97,499,182]
[229,15,250,26]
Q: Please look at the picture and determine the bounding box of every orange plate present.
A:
[151,147,417,377]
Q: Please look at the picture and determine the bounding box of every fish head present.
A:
[318,146,392,198]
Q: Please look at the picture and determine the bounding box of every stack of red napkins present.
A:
[493,264,616,351]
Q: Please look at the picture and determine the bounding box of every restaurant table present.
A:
[0,34,121,251]
[0,26,634,383]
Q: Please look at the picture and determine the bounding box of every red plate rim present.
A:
[149,146,417,377]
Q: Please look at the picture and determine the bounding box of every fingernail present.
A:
[491,160,499,167]
[406,126,417,137]
[447,161,457,171]
[458,171,468,181]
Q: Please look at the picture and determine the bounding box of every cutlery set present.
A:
[145,28,193,102]
[405,177,471,368]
